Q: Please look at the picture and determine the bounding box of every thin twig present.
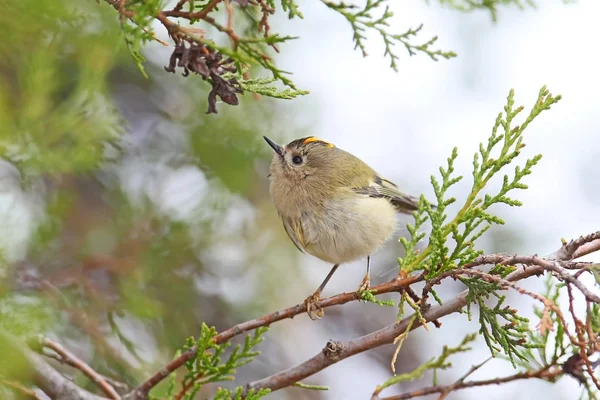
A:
[377,367,562,400]
[172,0,190,12]
[544,260,600,303]
[435,357,491,400]
[566,283,600,390]
[39,337,121,399]
[0,329,106,400]
[43,352,130,394]
[0,378,43,399]
[162,0,224,19]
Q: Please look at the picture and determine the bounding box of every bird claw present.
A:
[356,274,371,297]
[304,291,324,320]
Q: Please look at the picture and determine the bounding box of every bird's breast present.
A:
[302,195,398,264]
[269,178,323,218]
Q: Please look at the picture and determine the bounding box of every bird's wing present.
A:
[352,176,420,214]
[281,216,306,253]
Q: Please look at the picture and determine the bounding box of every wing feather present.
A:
[352,176,421,214]
[281,216,306,253]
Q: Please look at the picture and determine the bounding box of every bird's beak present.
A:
[263,136,284,157]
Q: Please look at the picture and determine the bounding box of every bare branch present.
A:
[0,378,44,399]
[0,329,108,400]
[36,336,121,399]
[374,366,562,400]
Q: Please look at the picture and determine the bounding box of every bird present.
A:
[264,135,426,319]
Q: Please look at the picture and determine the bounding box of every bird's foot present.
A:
[304,290,324,320]
[356,274,371,297]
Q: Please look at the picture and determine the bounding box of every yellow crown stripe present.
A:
[302,137,335,147]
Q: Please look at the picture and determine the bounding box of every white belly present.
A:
[302,195,398,264]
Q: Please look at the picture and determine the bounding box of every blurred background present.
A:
[0,0,598,399]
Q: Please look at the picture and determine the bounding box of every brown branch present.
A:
[125,231,599,398]
[573,238,600,260]
[554,231,600,261]
[162,0,224,20]
[434,357,491,400]
[376,366,562,400]
[244,233,600,395]
[172,0,190,12]
[130,254,589,397]
[566,283,600,390]
[246,293,471,393]
[225,0,235,46]
[38,337,121,399]
[43,352,131,395]
[0,329,107,400]
[125,274,423,399]
[543,260,600,303]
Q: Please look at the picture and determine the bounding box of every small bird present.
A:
[264,136,426,319]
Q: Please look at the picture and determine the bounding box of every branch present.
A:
[125,274,423,399]
[244,231,600,395]
[375,366,562,400]
[0,378,44,399]
[555,231,600,261]
[130,233,600,398]
[245,291,468,393]
[43,352,131,394]
[35,336,121,399]
[162,0,224,19]
[118,231,600,398]
[0,329,107,400]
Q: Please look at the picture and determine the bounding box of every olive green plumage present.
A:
[263,135,423,319]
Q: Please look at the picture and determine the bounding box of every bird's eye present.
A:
[292,155,303,165]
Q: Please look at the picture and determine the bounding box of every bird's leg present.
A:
[357,255,371,293]
[304,264,339,320]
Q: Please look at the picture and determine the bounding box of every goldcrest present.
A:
[264,136,425,319]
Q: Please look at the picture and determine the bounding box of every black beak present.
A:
[263,136,284,157]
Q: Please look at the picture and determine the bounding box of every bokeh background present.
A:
[0,0,598,399]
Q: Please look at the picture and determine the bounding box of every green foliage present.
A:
[360,289,395,306]
[394,86,561,365]
[590,302,600,334]
[430,87,558,277]
[223,73,310,100]
[214,386,270,400]
[293,382,329,390]
[461,275,534,366]
[240,77,309,99]
[398,197,430,270]
[0,296,56,338]
[322,0,457,70]
[399,86,560,277]
[104,0,565,111]
[109,0,464,106]
[0,0,123,178]
[119,0,164,78]
[280,0,303,18]
[155,324,269,400]
[376,333,477,393]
